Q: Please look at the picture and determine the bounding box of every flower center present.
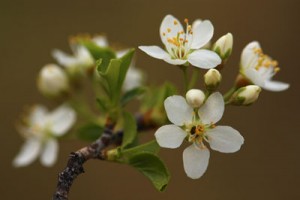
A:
[253,47,280,74]
[162,18,193,59]
[188,124,205,143]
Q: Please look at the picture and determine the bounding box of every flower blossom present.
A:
[240,41,289,92]
[52,42,94,75]
[13,104,76,167]
[139,15,221,69]
[155,91,244,179]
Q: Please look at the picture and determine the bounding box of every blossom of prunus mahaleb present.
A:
[155,92,244,179]
[13,105,76,167]
[240,41,289,92]
[139,14,221,69]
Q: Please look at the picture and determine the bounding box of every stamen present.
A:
[174,20,178,25]
[184,18,189,24]
[167,28,171,33]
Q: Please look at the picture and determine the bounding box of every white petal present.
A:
[163,57,187,65]
[198,92,224,124]
[48,105,76,136]
[164,95,193,126]
[123,67,143,91]
[240,41,261,70]
[52,49,77,68]
[160,15,184,46]
[191,20,214,49]
[116,49,130,58]
[29,105,48,127]
[40,139,58,167]
[207,126,244,153]
[13,138,42,167]
[183,144,210,179]
[188,50,221,69]
[139,46,168,59]
[93,35,108,47]
[263,80,290,92]
[155,125,187,148]
[243,68,265,87]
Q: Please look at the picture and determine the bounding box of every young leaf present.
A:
[128,153,170,192]
[80,40,116,72]
[96,49,135,105]
[77,123,104,142]
[121,87,146,106]
[121,140,160,157]
[122,112,137,149]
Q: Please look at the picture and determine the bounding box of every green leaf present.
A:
[96,97,108,112]
[96,49,135,105]
[121,87,146,106]
[128,153,170,191]
[122,111,137,149]
[80,40,116,72]
[121,140,160,157]
[77,123,104,142]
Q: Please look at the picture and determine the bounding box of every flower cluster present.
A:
[14,13,289,193]
[139,14,289,179]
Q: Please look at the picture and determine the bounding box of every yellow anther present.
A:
[274,67,280,73]
[272,60,278,66]
[179,38,184,41]
[180,31,184,34]
[174,20,178,25]
[185,40,188,43]
[184,18,189,24]
[162,32,166,36]
[167,28,171,33]
[187,25,192,31]
[254,48,262,54]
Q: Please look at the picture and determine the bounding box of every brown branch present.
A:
[52,113,159,200]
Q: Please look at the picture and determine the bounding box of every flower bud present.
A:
[186,89,205,108]
[232,85,261,105]
[213,33,233,61]
[204,69,222,90]
[37,64,69,97]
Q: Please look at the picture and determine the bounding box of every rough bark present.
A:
[52,113,157,200]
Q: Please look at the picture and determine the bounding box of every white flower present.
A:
[37,64,69,96]
[139,15,221,69]
[155,92,244,179]
[52,43,94,75]
[240,41,289,92]
[13,104,76,167]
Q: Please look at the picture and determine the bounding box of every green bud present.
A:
[213,33,233,61]
[37,64,69,97]
[186,89,205,108]
[204,69,222,91]
[231,85,262,105]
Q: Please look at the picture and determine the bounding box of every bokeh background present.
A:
[1,0,300,199]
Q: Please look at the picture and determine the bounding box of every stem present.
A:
[223,87,237,102]
[188,68,200,89]
[52,114,159,200]
[52,126,114,200]
[180,66,189,93]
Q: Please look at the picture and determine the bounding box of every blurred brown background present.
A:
[1,0,300,199]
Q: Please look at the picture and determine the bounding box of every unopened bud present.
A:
[186,89,205,108]
[204,69,222,90]
[232,85,261,105]
[213,33,233,61]
[37,64,69,97]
